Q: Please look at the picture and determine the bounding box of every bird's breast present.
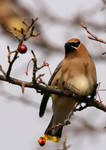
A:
[67,75,92,96]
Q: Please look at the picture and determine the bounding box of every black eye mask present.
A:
[68,41,80,48]
[65,41,80,56]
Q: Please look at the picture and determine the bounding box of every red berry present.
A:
[18,44,27,54]
[38,137,46,146]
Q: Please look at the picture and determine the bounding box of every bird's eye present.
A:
[65,41,80,56]
[69,41,80,48]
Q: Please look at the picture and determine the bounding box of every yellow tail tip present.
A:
[43,134,60,142]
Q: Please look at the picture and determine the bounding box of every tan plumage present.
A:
[39,38,97,142]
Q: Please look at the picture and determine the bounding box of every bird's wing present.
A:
[39,60,63,117]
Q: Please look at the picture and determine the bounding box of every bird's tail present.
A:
[43,116,63,142]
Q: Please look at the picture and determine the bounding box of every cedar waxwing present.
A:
[39,38,97,142]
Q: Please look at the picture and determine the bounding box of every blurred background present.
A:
[0,0,106,150]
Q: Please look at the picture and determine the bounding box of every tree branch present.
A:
[80,22,106,44]
[6,51,18,78]
[0,74,106,112]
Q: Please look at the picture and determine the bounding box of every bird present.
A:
[39,38,97,142]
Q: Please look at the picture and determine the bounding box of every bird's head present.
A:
[64,38,87,57]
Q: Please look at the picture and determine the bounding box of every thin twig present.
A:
[7,45,11,63]
[62,137,71,150]
[45,119,70,135]
[0,65,6,77]
[56,137,71,150]
[80,22,106,44]
[74,103,88,112]
[31,50,37,83]
[31,32,40,37]
[21,82,25,94]
[6,51,18,78]
[6,29,20,42]
[26,17,38,32]
[38,61,52,76]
